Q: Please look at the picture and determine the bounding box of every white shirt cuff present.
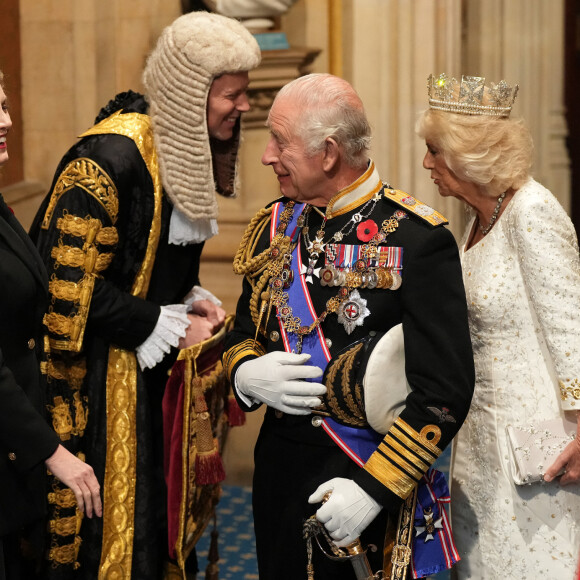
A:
[136,304,190,370]
[183,285,223,308]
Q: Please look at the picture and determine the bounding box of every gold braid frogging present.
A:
[232,207,277,333]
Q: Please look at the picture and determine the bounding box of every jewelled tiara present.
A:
[427,73,519,118]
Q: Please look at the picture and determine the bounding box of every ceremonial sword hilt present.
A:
[302,492,385,580]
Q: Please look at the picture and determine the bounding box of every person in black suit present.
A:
[223,73,475,579]
[0,69,101,580]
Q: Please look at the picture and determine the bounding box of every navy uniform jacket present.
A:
[224,163,475,511]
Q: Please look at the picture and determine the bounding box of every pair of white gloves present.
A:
[236,351,382,547]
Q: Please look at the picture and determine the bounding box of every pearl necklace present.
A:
[479,191,506,236]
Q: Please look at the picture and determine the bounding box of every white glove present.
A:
[308,477,382,547]
[235,351,325,415]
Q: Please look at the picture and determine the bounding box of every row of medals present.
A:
[318,261,402,290]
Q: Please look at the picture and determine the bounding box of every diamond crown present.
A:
[427,73,519,118]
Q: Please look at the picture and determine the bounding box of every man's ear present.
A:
[322,137,340,172]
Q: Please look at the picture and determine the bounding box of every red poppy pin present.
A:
[356,219,378,242]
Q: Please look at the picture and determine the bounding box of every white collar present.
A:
[325,161,383,219]
[168,206,218,245]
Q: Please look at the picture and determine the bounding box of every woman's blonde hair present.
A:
[416,108,533,195]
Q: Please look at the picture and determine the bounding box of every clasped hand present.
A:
[235,351,325,415]
[308,477,382,547]
[178,300,226,349]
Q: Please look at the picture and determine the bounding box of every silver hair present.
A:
[274,73,371,167]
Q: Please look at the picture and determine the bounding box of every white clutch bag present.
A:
[506,416,576,485]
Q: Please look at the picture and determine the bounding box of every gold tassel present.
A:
[193,377,225,485]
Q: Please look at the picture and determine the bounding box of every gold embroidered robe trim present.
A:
[50,243,114,272]
[42,357,87,389]
[48,488,77,509]
[48,395,74,441]
[223,339,267,377]
[45,209,105,352]
[48,537,82,566]
[44,300,92,349]
[80,111,162,298]
[49,511,83,536]
[99,347,139,580]
[41,158,119,229]
[80,111,163,580]
[56,213,119,246]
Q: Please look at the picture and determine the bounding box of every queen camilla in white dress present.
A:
[451,179,580,578]
[417,73,580,580]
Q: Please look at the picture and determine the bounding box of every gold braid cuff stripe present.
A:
[560,379,580,401]
[364,454,417,500]
[51,244,113,272]
[364,418,440,499]
[57,213,119,246]
[41,158,119,230]
[395,418,442,457]
[223,340,267,378]
[379,437,428,479]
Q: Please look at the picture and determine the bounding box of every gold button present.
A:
[28,338,35,349]
[8,452,16,461]
[269,331,280,342]
[311,416,323,427]
[275,410,283,419]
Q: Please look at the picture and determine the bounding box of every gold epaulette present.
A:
[383,188,448,226]
[364,417,442,499]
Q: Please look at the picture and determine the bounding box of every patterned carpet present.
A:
[195,485,258,579]
[195,448,452,579]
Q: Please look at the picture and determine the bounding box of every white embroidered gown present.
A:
[451,179,580,579]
